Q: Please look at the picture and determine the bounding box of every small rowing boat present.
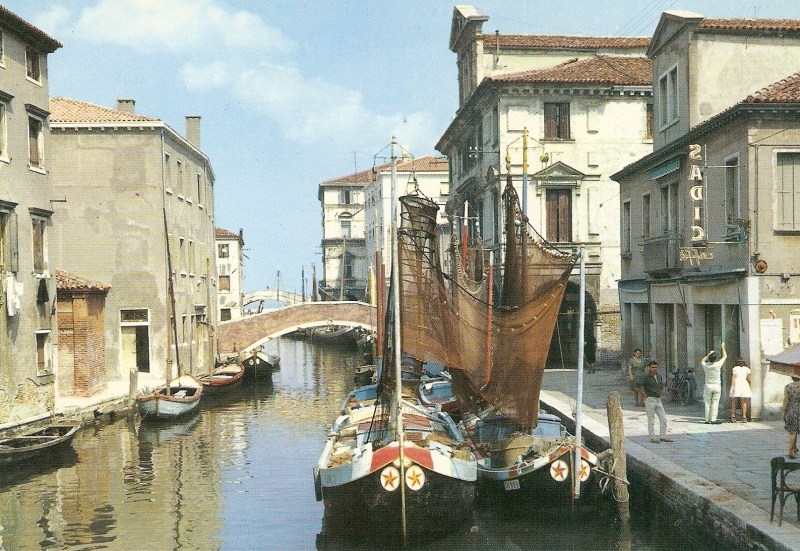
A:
[0,424,80,466]
[199,361,245,394]
[138,374,203,420]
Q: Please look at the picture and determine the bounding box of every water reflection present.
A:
[0,339,704,550]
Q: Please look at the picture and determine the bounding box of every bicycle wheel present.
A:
[677,380,690,405]
[666,379,677,402]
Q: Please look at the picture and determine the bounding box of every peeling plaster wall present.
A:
[0,23,58,428]
[49,125,218,391]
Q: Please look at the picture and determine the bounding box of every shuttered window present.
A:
[26,47,40,82]
[28,116,43,168]
[546,189,572,242]
[777,152,800,230]
[32,217,45,273]
[544,103,570,140]
[0,210,18,272]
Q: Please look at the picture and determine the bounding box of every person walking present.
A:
[783,376,800,459]
[635,360,672,443]
[700,342,726,424]
[585,332,597,373]
[627,348,647,406]
[729,358,752,422]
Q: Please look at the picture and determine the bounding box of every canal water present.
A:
[0,339,705,550]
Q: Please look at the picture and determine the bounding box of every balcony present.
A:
[642,233,682,277]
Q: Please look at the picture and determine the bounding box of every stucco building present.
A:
[0,8,61,428]
[612,11,800,417]
[437,5,652,365]
[318,168,369,301]
[364,154,451,279]
[216,227,244,322]
[48,98,218,393]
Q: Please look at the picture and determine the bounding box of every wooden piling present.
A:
[128,369,138,409]
[607,391,629,520]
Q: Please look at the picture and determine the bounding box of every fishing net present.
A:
[396,183,575,429]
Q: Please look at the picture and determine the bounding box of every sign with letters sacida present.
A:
[680,144,713,266]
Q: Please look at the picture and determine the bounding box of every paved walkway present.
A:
[540,366,800,550]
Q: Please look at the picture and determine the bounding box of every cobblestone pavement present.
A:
[540,366,800,550]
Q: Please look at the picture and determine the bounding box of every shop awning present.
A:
[768,344,800,377]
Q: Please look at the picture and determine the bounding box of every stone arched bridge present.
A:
[217,301,376,354]
[242,289,306,306]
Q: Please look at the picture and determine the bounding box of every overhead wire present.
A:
[614,0,667,36]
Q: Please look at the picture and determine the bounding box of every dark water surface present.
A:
[0,339,703,550]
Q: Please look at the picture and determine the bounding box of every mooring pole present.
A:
[607,391,630,520]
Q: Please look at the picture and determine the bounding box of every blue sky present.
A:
[7,0,800,294]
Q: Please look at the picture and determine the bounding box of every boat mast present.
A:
[573,246,586,500]
[375,251,384,380]
[163,209,181,394]
[389,135,407,541]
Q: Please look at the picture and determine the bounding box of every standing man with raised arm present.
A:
[700,342,726,424]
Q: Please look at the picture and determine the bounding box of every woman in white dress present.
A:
[729,358,752,422]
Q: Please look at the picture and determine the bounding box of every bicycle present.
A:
[666,367,696,405]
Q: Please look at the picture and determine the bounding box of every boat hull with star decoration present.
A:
[314,402,476,539]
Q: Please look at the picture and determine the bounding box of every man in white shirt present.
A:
[700,342,726,424]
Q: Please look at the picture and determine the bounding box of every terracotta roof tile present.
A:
[699,18,800,34]
[744,71,800,103]
[56,270,111,292]
[322,155,448,185]
[482,34,649,50]
[0,6,62,53]
[490,56,652,86]
[50,98,158,124]
[322,163,389,185]
[215,227,240,239]
[395,156,449,172]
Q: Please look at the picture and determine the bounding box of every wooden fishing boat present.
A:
[0,424,80,466]
[463,411,603,510]
[199,361,245,394]
[240,348,279,378]
[315,399,476,540]
[395,183,610,511]
[314,140,477,543]
[138,374,203,420]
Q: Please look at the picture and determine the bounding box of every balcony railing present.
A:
[642,232,682,276]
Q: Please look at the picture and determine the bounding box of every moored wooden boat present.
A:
[464,412,605,510]
[315,142,477,543]
[138,374,203,420]
[418,376,459,417]
[310,325,360,346]
[199,361,245,394]
[0,424,80,466]
[240,348,279,378]
[315,400,476,540]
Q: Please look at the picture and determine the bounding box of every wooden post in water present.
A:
[606,391,629,520]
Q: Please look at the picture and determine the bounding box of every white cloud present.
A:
[181,61,230,91]
[231,62,437,151]
[72,0,292,54]
[43,0,438,155]
[31,5,72,37]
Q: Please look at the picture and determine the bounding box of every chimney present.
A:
[116,99,135,113]
[185,116,201,149]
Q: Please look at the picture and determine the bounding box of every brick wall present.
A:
[598,311,621,366]
[57,292,107,397]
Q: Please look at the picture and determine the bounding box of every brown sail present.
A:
[397,183,575,429]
